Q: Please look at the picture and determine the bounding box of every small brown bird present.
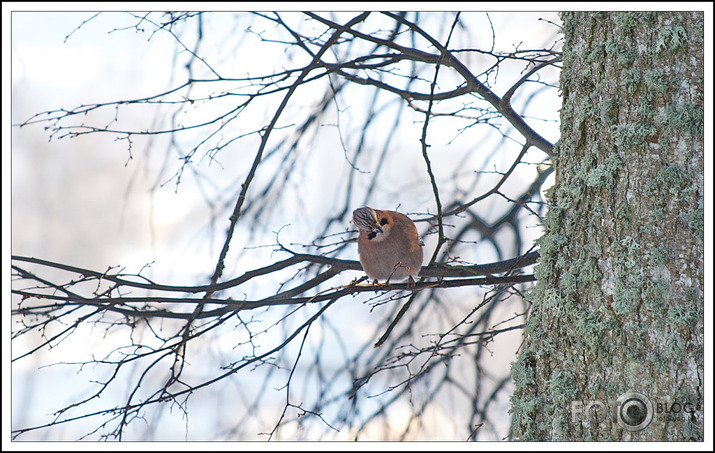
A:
[353,206,423,286]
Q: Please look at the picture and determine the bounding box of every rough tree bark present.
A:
[510,12,704,441]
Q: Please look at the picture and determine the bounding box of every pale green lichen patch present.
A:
[657,25,688,53]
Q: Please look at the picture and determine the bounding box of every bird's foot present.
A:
[372,279,380,292]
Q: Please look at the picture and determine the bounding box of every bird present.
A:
[352,206,423,287]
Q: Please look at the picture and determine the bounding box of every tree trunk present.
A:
[510,12,704,441]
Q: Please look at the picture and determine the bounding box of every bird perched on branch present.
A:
[353,206,423,287]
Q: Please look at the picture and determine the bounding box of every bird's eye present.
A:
[379,218,389,226]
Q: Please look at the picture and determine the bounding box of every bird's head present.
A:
[353,206,389,240]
